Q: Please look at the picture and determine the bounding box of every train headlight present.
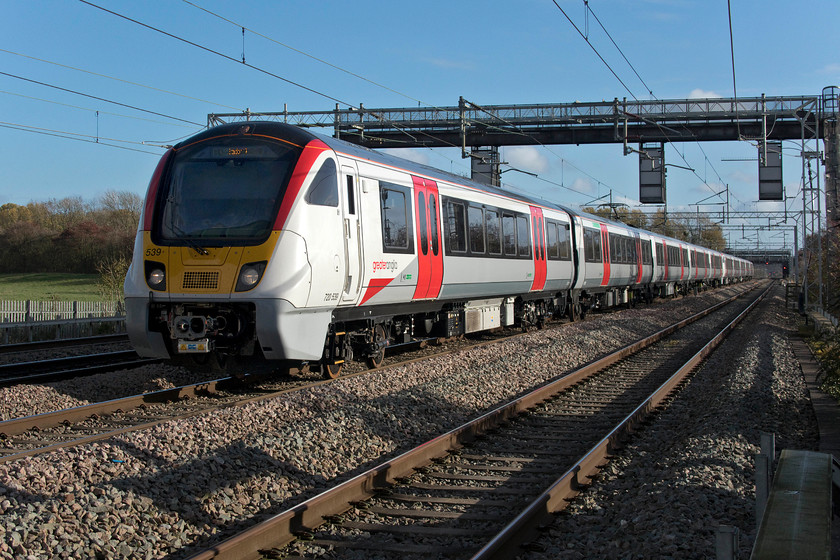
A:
[235,261,266,292]
[144,261,166,291]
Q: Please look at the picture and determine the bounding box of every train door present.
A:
[340,164,363,303]
[412,176,443,299]
[529,206,547,291]
[600,224,611,287]
[635,233,643,284]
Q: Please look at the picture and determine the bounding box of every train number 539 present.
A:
[145,248,162,257]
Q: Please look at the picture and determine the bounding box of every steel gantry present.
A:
[210,94,823,148]
[210,90,840,310]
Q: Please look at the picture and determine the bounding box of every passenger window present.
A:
[305,159,338,207]
[468,206,485,254]
[502,214,516,255]
[445,200,467,253]
[380,186,412,253]
[558,224,571,260]
[547,222,559,259]
[486,210,501,255]
[516,215,530,257]
[584,228,602,263]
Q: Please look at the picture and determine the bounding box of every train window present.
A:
[627,238,636,264]
[418,193,428,256]
[503,214,516,255]
[671,246,680,265]
[444,200,467,253]
[380,185,413,253]
[485,210,501,255]
[429,194,439,256]
[547,222,559,259]
[468,206,485,254]
[655,243,664,265]
[610,233,621,263]
[345,175,356,215]
[516,216,530,257]
[558,223,571,260]
[683,249,689,267]
[642,241,652,265]
[583,228,602,263]
[304,159,339,207]
[158,136,299,246]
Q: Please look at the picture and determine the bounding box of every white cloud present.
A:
[688,88,723,99]
[818,63,840,75]
[420,57,474,71]
[387,148,432,166]
[503,146,550,175]
[570,177,597,195]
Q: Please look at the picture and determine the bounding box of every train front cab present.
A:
[125,123,350,371]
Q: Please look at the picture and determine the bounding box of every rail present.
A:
[183,282,769,559]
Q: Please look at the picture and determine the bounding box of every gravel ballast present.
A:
[0,283,818,559]
[523,285,819,559]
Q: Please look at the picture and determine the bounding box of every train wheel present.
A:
[322,362,343,379]
[366,324,386,369]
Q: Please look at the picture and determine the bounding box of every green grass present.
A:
[0,273,103,302]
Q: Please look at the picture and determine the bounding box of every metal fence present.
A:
[0,300,126,344]
[0,300,123,323]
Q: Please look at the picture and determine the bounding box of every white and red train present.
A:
[124,122,753,376]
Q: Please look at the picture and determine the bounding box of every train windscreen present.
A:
[156,137,300,246]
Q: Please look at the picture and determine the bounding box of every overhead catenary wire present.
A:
[0,122,163,155]
[181,0,623,198]
[180,0,427,107]
[78,0,354,109]
[0,48,243,111]
[550,0,638,102]
[584,1,653,97]
[0,71,204,127]
[79,0,620,201]
[727,0,741,139]
[0,89,198,129]
[571,1,745,208]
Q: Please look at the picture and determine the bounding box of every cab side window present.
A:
[305,159,338,207]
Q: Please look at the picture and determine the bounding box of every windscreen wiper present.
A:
[169,222,210,255]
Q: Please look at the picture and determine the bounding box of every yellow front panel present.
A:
[142,231,280,294]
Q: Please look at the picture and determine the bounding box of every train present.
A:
[124,121,753,377]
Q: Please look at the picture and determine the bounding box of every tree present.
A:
[96,254,130,305]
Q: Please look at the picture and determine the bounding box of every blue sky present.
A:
[3,0,839,249]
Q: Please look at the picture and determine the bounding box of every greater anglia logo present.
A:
[372,261,398,272]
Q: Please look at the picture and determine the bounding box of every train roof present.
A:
[191,122,745,261]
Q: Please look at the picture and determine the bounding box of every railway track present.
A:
[183,281,771,560]
[0,349,159,387]
[0,284,757,466]
[0,333,129,354]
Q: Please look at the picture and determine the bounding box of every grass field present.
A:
[0,273,103,301]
